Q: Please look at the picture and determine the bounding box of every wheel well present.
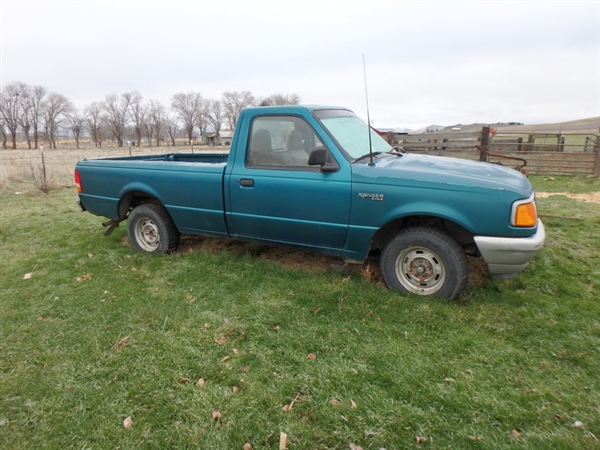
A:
[371,215,476,253]
[118,191,161,219]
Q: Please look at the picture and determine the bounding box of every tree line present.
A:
[0,82,301,149]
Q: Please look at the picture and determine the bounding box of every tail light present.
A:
[74,170,82,193]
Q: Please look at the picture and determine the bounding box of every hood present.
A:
[355,153,533,198]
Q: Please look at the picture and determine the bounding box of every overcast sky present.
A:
[1,0,599,129]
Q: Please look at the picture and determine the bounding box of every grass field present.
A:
[0,150,599,448]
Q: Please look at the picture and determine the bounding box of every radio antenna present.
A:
[363,54,375,166]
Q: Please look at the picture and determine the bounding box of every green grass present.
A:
[1,176,599,449]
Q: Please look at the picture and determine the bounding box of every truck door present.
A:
[227,115,351,254]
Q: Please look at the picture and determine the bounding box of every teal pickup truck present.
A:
[75,105,545,299]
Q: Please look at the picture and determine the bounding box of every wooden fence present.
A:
[396,127,600,176]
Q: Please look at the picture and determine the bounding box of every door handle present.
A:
[240,178,254,187]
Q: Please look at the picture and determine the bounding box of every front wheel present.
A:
[380,227,469,299]
[127,203,180,253]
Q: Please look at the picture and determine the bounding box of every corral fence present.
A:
[394,127,600,176]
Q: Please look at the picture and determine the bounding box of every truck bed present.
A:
[92,152,229,163]
[76,153,230,237]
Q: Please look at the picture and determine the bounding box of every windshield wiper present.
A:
[353,151,382,163]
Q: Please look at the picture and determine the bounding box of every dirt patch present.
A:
[537,192,600,204]
[177,235,487,289]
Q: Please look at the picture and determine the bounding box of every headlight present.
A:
[511,194,538,227]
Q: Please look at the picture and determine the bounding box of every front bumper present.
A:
[474,220,546,278]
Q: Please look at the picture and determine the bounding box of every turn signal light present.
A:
[512,197,537,227]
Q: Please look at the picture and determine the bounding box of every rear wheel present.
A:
[127,203,180,253]
[380,226,469,299]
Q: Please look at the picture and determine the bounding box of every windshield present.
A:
[313,109,392,160]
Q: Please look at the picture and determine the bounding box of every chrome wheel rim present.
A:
[134,217,160,251]
[396,246,446,295]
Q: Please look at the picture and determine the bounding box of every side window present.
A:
[246,116,324,168]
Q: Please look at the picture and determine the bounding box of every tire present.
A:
[380,226,469,299]
[127,203,180,253]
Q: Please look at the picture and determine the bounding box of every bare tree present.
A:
[206,99,224,145]
[165,113,179,147]
[147,100,166,147]
[171,92,204,144]
[15,83,33,149]
[259,93,301,106]
[124,91,145,146]
[195,101,209,140]
[42,92,73,149]
[15,83,47,149]
[0,83,21,149]
[100,93,130,147]
[66,110,85,149]
[221,90,255,129]
[29,85,47,149]
[0,118,7,149]
[85,102,103,148]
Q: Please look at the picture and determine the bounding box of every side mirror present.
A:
[308,148,338,173]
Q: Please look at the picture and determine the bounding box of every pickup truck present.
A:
[75,105,545,299]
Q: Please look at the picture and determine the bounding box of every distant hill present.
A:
[410,125,446,134]
[495,117,600,134]
[408,117,600,135]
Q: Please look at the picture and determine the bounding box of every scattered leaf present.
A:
[232,386,239,394]
[416,435,427,444]
[350,399,357,408]
[553,413,563,421]
[540,363,547,370]
[466,369,475,375]
[510,429,522,438]
[243,443,253,450]
[76,273,92,281]
[211,410,222,420]
[444,377,455,383]
[112,335,131,350]
[242,365,251,373]
[88,253,93,258]
[220,355,231,363]
[232,348,240,355]
[588,432,598,441]
[179,378,191,383]
[282,404,293,413]
[469,435,482,441]
[329,398,342,407]
[123,416,133,429]
[23,273,33,280]
[215,337,227,345]
[38,316,46,321]
[196,378,205,387]
[349,444,364,450]
[282,393,301,413]
[279,432,287,450]
[307,353,317,360]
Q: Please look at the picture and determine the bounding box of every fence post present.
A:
[594,136,600,176]
[479,127,490,162]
